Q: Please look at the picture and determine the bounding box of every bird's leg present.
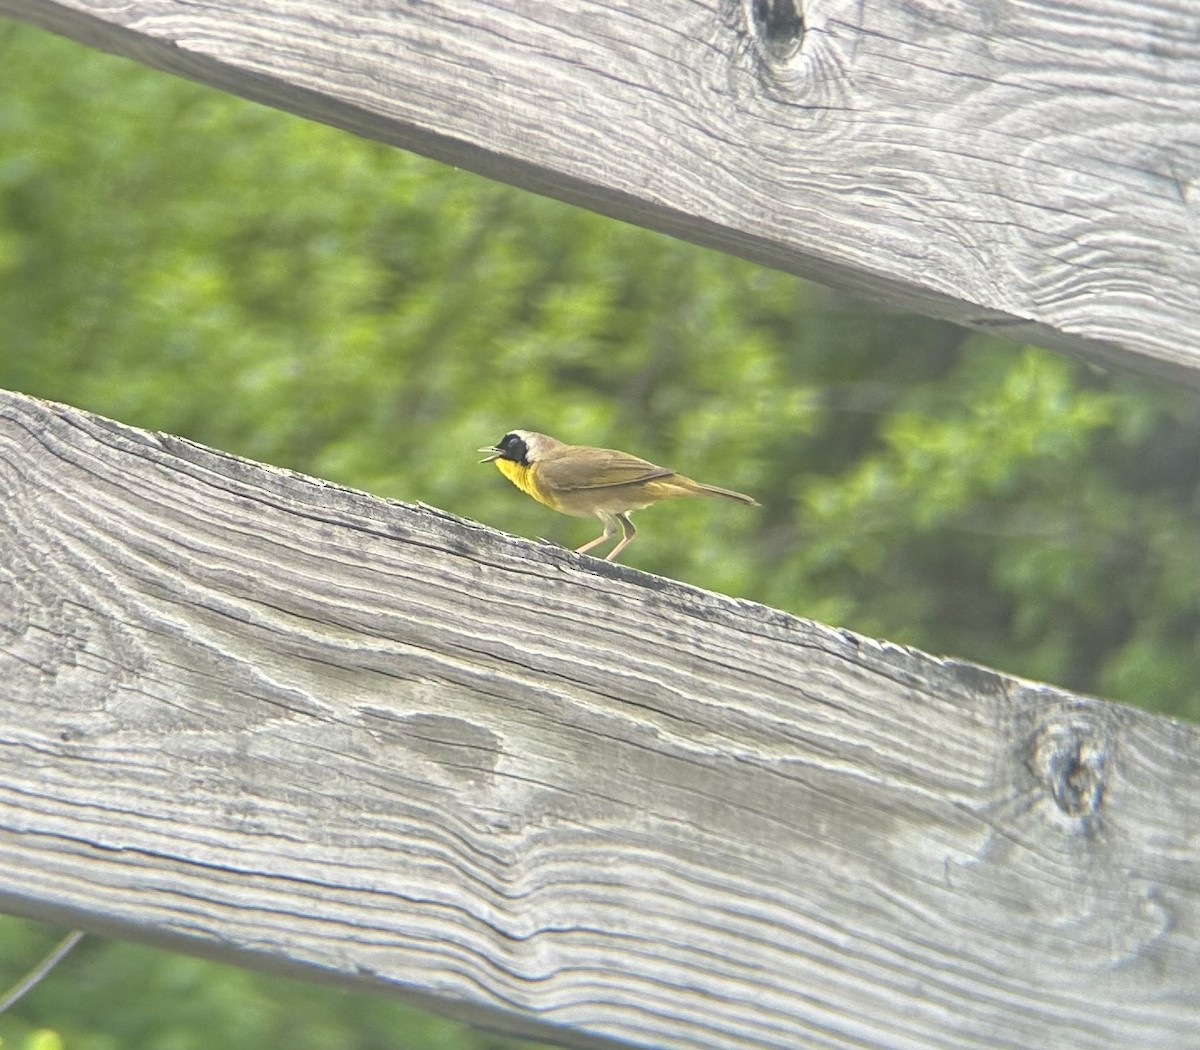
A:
[604,513,636,562]
[575,514,619,556]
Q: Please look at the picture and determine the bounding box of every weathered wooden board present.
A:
[1,0,1198,383]
[0,388,1197,1048]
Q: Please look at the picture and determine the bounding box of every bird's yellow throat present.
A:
[494,458,555,509]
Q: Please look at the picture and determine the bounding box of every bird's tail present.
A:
[692,482,760,507]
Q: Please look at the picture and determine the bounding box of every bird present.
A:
[479,430,759,562]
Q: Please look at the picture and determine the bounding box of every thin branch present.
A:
[0,930,85,1015]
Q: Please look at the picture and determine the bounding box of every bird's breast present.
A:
[495,458,559,510]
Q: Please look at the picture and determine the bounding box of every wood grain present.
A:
[1,0,1198,383]
[1,388,1197,1049]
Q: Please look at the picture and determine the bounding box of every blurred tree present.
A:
[0,13,1196,1049]
[1,18,1195,714]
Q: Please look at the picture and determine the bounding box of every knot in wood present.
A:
[1029,714,1109,825]
[751,0,805,60]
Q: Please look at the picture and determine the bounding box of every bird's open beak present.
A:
[478,446,501,463]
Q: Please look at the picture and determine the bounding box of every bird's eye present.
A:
[498,433,527,462]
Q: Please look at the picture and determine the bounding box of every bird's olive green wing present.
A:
[538,448,674,491]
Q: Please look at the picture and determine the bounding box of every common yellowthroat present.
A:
[479,430,759,562]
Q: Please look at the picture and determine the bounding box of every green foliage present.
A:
[1,18,1195,719]
[0,15,1197,1048]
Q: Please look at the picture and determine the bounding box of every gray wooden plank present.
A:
[0,0,1198,383]
[1,388,1197,1049]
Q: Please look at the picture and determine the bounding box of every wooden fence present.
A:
[2,0,1198,382]
[1,1,1199,1048]
[2,393,1197,1049]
